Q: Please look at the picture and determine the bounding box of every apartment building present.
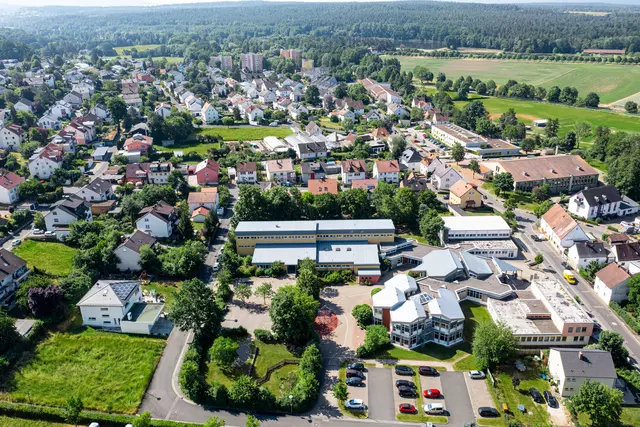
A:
[241,53,263,72]
[280,49,302,64]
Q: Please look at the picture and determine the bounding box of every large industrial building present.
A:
[234,219,395,283]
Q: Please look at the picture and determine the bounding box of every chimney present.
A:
[578,351,583,360]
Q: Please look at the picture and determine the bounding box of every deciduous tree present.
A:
[570,380,623,426]
[210,336,239,371]
[472,321,518,371]
[269,285,319,345]
[170,278,222,338]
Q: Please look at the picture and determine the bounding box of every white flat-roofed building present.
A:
[442,216,512,241]
[431,124,520,158]
[458,239,519,259]
[488,279,593,347]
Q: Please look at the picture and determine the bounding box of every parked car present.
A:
[395,379,416,389]
[346,377,363,387]
[11,239,21,247]
[395,365,414,376]
[346,369,365,379]
[423,403,445,415]
[478,407,499,417]
[469,370,486,379]
[44,231,56,237]
[398,403,416,414]
[398,386,417,397]
[347,362,365,371]
[212,262,220,272]
[423,388,441,398]
[543,390,557,407]
[419,366,438,376]
[530,388,544,404]
[32,229,44,235]
[345,399,366,410]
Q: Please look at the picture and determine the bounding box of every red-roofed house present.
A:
[193,159,220,186]
[594,263,631,304]
[308,178,339,196]
[124,134,153,156]
[0,169,25,204]
[0,124,26,151]
[28,143,65,179]
[373,160,401,183]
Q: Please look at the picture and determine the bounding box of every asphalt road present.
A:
[440,371,475,426]
[366,367,395,421]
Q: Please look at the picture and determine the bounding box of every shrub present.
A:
[299,344,322,376]
[371,288,382,297]
[220,326,248,340]
[208,381,228,406]
[322,270,353,285]
[254,328,275,343]
[352,304,373,328]
[179,359,206,401]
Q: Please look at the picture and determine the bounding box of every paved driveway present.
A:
[440,371,475,425]
[367,367,395,421]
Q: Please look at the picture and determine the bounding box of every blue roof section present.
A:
[252,241,381,267]
[236,219,395,235]
[460,251,493,277]
[413,249,463,279]
[492,257,521,273]
[252,243,317,265]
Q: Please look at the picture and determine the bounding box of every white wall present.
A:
[79,305,126,328]
[45,208,78,231]
[136,213,172,238]
[115,246,142,271]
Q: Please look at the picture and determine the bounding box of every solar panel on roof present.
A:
[110,281,138,301]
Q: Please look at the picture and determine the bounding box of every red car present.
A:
[398,403,416,414]
[423,388,442,398]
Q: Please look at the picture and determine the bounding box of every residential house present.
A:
[431,163,463,191]
[89,104,110,122]
[265,158,295,184]
[568,185,623,219]
[75,178,113,202]
[44,194,93,238]
[305,122,322,136]
[0,249,29,309]
[259,90,276,104]
[400,173,429,192]
[341,159,367,185]
[611,242,640,268]
[335,98,365,116]
[155,103,172,118]
[28,143,65,179]
[63,91,83,108]
[0,124,26,151]
[187,190,219,214]
[246,105,264,125]
[352,179,378,193]
[449,181,482,209]
[236,161,258,184]
[115,231,157,272]
[363,110,380,122]
[387,103,407,118]
[169,70,185,83]
[14,98,33,113]
[192,207,210,223]
[308,178,339,196]
[330,109,355,122]
[61,117,97,145]
[371,127,390,141]
[38,111,62,130]
[201,102,219,124]
[124,134,153,156]
[125,162,172,185]
[373,160,401,184]
[567,241,611,270]
[594,263,631,305]
[193,159,220,186]
[609,233,630,246]
[288,103,308,120]
[399,148,423,172]
[0,170,24,205]
[424,157,444,175]
[296,141,328,160]
[300,161,340,184]
[136,201,178,238]
[92,146,117,162]
[540,204,590,252]
[77,280,165,335]
[548,348,616,397]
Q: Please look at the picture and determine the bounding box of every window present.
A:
[103,321,111,324]
[568,327,573,333]
[100,308,108,311]
[88,317,96,321]
[102,314,109,318]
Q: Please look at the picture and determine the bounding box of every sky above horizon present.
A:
[0,0,632,7]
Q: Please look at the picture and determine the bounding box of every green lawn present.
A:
[394,56,640,104]
[13,241,77,277]
[0,416,70,427]
[481,182,538,212]
[622,407,640,427]
[261,364,299,398]
[193,126,293,141]
[142,280,180,311]
[113,44,162,55]
[254,341,300,377]
[455,96,640,137]
[1,329,165,414]
[452,355,477,371]
[156,140,220,155]
[487,368,551,426]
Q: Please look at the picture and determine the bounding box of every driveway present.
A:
[367,367,395,421]
[439,371,475,425]
[464,374,494,418]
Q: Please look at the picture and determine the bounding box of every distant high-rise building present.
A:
[211,55,233,71]
[280,49,302,64]
[240,53,263,72]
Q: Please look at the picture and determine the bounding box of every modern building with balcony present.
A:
[0,249,30,308]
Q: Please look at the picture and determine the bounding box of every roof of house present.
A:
[341,159,366,173]
[614,242,640,262]
[541,204,579,239]
[0,170,25,190]
[609,233,630,244]
[77,280,141,307]
[117,230,157,254]
[266,158,294,172]
[82,178,111,195]
[192,206,210,218]
[308,178,339,195]
[195,159,220,174]
[0,248,27,281]
[376,160,400,173]
[497,155,598,183]
[188,190,218,204]
[595,263,631,289]
[552,348,617,379]
[449,180,476,198]
[400,148,422,164]
[298,141,327,155]
[573,241,609,259]
[124,134,153,149]
[139,200,176,223]
[371,127,390,138]
[236,161,257,173]
[576,185,622,206]
[351,179,378,192]
[3,124,25,136]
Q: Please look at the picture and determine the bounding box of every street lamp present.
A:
[289,394,293,413]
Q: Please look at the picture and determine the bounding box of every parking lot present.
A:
[366,367,395,421]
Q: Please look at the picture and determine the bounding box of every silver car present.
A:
[468,370,486,379]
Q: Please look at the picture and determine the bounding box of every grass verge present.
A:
[0,415,70,427]
[453,355,477,371]
[13,241,77,277]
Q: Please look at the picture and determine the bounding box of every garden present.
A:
[13,241,77,277]
[0,327,166,414]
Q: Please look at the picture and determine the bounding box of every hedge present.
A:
[0,401,196,427]
[610,302,640,334]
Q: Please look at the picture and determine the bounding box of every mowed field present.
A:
[113,44,162,55]
[455,96,640,137]
[13,241,77,277]
[394,56,640,104]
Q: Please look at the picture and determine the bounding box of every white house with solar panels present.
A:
[77,280,165,335]
[372,274,465,349]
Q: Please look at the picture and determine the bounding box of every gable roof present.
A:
[376,160,400,173]
[342,159,366,174]
[308,178,339,195]
[573,241,608,259]
[139,200,176,223]
[188,190,218,204]
[236,161,257,173]
[118,230,157,254]
[449,180,476,198]
[595,263,630,289]
[77,280,141,307]
[552,348,616,379]
[498,155,598,182]
[266,158,294,173]
[0,169,25,190]
[614,242,640,262]
[82,178,111,195]
[576,185,622,206]
[0,248,27,280]
[542,204,580,239]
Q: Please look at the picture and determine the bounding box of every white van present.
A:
[423,403,445,414]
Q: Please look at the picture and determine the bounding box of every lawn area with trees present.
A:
[193,126,293,141]
[13,241,77,277]
[0,328,166,414]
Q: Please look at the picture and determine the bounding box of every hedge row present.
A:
[610,302,640,334]
[0,401,196,427]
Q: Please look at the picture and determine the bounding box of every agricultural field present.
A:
[0,328,165,413]
[13,241,77,277]
[394,56,640,104]
[454,97,640,137]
